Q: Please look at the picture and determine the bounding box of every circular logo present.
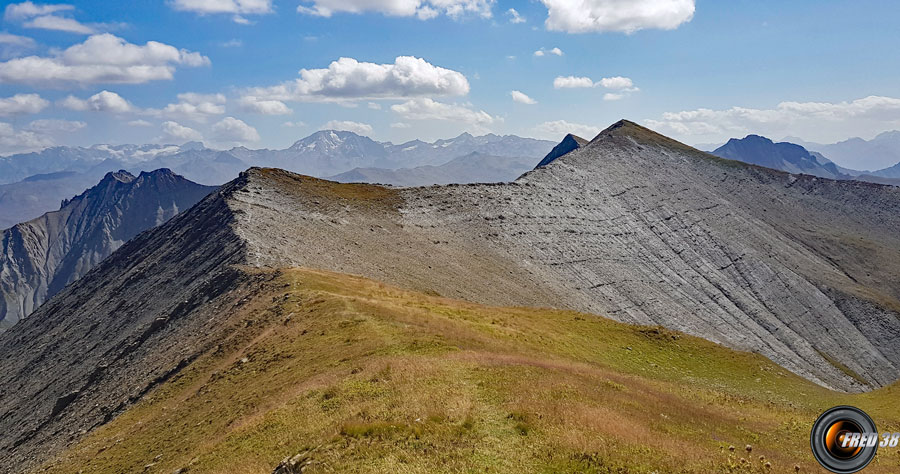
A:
[811,406,878,473]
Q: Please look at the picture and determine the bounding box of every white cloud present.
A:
[128,119,153,127]
[603,93,624,101]
[282,120,306,128]
[150,92,226,122]
[160,120,203,143]
[532,120,600,140]
[597,76,634,90]
[0,32,36,59]
[0,33,210,86]
[220,38,243,47]
[60,90,133,113]
[367,102,381,110]
[391,98,496,127]
[212,116,260,144]
[0,122,54,154]
[4,2,74,21]
[0,93,48,116]
[390,122,411,129]
[244,56,469,104]
[239,95,292,115]
[510,90,536,105]
[322,119,373,135]
[297,0,494,20]
[553,76,594,89]
[23,15,95,34]
[507,8,524,23]
[534,47,563,57]
[27,118,85,133]
[170,0,273,15]
[646,96,900,144]
[541,0,695,34]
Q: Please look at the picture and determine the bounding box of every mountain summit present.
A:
[0,169,215,327]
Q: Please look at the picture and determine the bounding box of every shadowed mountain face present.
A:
[713,135,847,179]
[535,133,588,168]
[0,169,216,328]
[1,121,899,472]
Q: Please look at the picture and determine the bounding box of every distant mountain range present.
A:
[0,131,555,227]
[329,152,538,186]
[783,131,900,172]
[0,169,214,328]
[713,135,900,186]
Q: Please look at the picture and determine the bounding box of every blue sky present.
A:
[1,0,899,155]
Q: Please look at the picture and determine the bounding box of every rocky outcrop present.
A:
[535,133,588,168]
[0,169,215,327]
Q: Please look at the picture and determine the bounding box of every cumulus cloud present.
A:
[553,75,639,99]
[0,122,54,154]
[533,47,563,57]
[243,56,469,104]
[0,93,48,116]
[553,76,594,89]
[128,119,153,127]
[22,15,95,34]
[390,122,411,129]
[160,120,202,143]
[212,116,260,144]
[541,0,695,34]
[149,92,226,122]
[297,0,494,20]
[322,120,373,135]
[532,120,600,140]
[391,98,496,128]
[282,120,306,128]
[506,8,524,23]
[170,0,273,14]
[27,118,86,133]
[239,95,292,115]
[645,95,900,144]
[0,33,210,86]
[60,90,133,113]
[510,90,537,105]
[4,1,73,20]
[0,32,36,59]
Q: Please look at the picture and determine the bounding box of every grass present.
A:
[39,267,900,473]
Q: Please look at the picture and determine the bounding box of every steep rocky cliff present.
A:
[0,169,215,327]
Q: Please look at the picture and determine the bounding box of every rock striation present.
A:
[0,169,215,328]
[1,120,899,472]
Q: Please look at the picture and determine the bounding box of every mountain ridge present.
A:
[1,120,899,472]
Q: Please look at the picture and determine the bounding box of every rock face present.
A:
[0,169,215,328]
[535,133,588,168]
[1,120,899,473]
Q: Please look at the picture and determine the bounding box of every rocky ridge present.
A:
[1,120,898,472]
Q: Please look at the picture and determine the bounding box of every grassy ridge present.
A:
[40,268,900,473]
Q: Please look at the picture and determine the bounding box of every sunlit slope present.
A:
[41,268,900,474]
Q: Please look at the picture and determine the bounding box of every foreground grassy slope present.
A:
[41,268,900,473]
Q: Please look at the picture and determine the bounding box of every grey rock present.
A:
[0,169,215,327]
[1,120,898,473]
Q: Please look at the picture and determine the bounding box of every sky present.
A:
[1,0,900,157]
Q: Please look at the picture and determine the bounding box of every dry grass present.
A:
[39,267,900,474]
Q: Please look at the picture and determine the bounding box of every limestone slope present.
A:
[229,122,900,392]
